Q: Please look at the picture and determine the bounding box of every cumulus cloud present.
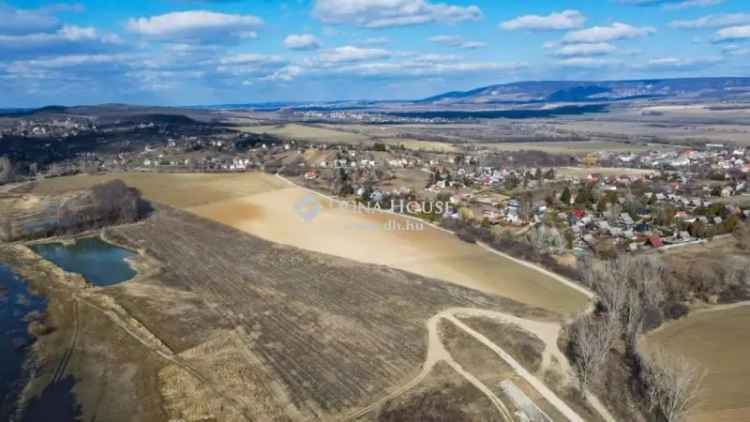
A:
[284,34,320,50]
[671,14,750,29]
[428,35,486,49]
[317,46,391,63]
[553,42,616,57]
[312,0,481,28]
[500,10,585,31]
[127,11,263,43]
[563,22,654,44]
[713,25,750,42]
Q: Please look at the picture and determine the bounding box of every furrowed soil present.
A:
[104,206,557,420]
[646,303,750,422]
[31,172,589,316]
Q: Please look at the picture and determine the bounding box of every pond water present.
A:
[0,264,46,419]
[30,237,137,287]
[0,264,80,421]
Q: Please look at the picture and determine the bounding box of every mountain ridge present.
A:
[419,77,750,104]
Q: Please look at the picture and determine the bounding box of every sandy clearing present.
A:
[646,303,750,422]
[188,186,589,315]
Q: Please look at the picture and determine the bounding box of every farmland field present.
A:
[104,206,559,421]
[236,123,371,144]
[646,303,750,422]
[32,172,589,315]
[555,166,658,178]
[477,141,666,154]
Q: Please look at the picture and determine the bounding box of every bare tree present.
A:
[571,315,618,393]
[639,347,706,422]
[0,156,13,184]
[734,222,750,251]
[576,253,595,288]
[595,269,628,324]
[624,290,643,350]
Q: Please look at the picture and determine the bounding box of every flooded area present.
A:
[0,264,46,419]
[30,238,136,287]
[0,264,80,421]
[646,303,750,422]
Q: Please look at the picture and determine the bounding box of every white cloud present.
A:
[714,25,750,42]
[616,0,723,7]
[318,46,391,63]
[284,34,320,50]
[563,22,655,44]
[553,42,616,57]
[357,37,389,45]
[329,60,525,78]
[428,35,486,49]
[460,41,486,49]
[127,11,263,43]
[0,25,120,58]
[500,10,585,31]
[557,57,620,68]
[722,44,750,56]
[663,0,724,10]
[633,56,722,70]
[313,0,481,28]
[262,65,304,82]
[0,4,63,35]
[671,14,750,29]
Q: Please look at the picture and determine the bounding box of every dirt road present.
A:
[344,307,616,422]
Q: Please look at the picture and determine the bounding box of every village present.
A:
[10,121,748,259]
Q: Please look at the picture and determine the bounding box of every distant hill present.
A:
[420,77,750,104]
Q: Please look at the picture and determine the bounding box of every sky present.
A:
[0,0,749,107]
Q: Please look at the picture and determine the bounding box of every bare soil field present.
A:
[30,172,288,208]
[646,303,750,422]
[32,172,590,316]
[104,206,557,420]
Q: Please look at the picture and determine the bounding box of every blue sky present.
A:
[1,0,748,106]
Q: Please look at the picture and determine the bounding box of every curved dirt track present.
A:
[343,307,616,422]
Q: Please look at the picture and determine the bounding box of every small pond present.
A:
[30,237,137,287]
